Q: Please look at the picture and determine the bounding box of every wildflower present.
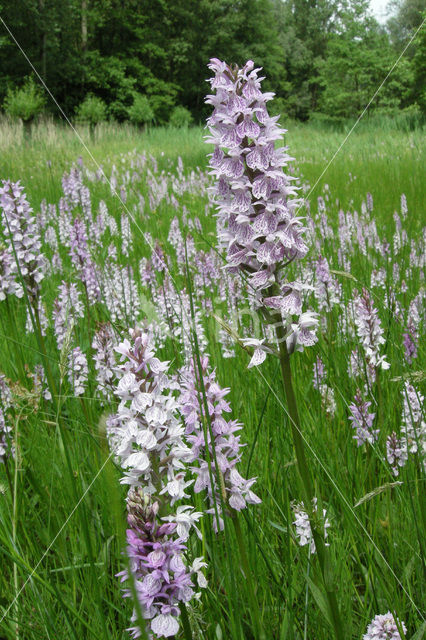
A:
[151,241,167,273]
[101,262,140,326]
[62,166,84,208]
[68,347,88,397]
[349,390,378,446]
[371,268,386,289]
[0,408,13,464]
[313,357,325,389]
[292,497,330,555]
[0,246,23,300]
[408,289,425,328]
[180,355,261,531]
[353,288,390,373]
[52,282,84,350]
[402,317,418,364]
[401,383,425,461]
[0,374,12,409]
[205,59,316,357]
[121,214,132,256]
[0,180,46,303]
[109,330,195,503]
[363,611,406,640]
[69,217,101,304]
[123,489,205,639]
[312,357,336,417]
[314,255,341,312]
[400,193,407,218]
[168,217,185,265]
[109,332,206,638]
[31,364,52,402]
[92,323,116,401]
[386,432,407,476]
[0,375,13,463]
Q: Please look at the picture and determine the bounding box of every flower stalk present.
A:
[275,319,344,639]
[205,58,344,639]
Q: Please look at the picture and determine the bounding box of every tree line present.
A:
[0,0,424,126]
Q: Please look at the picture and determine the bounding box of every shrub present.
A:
[169,105,193,128]
[3,77,45,135]
[127,93,154,127]
[75,95,107,126]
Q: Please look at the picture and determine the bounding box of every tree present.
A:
[127,93,155,128]
[387,0,426,51]
[412,10,426,111]
[3,76,45,138]
[318,14,414,119]
[0,0,422,123]
[75,93,107,139]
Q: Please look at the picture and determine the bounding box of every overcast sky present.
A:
[369,0,392,23]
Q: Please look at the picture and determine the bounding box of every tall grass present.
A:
[1,116,424,224]
[0,119,424,639]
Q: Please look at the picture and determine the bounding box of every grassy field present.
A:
[1,117,425,222]
[0,118,424,640]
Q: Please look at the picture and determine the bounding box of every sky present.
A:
[369,0,392,23]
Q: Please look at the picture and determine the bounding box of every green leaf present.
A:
[410,621,426,640]
[306,576,333,628]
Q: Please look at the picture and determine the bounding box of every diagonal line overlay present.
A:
[0,451,114,626]
[0,12,424,625]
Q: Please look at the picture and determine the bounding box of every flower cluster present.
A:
[363,611,406,640]
[292,497,330,555]
[180,355,261,531]
[353,288,390,373]
[206,59,317,354]
[0,180,46,303]
[401,382,425,462]
[31,364,52,402]
[0,374,13,464]
[402,317,418,364]
[67,347,89,396]
[108,330,205,638]
[0,246,23,301]
[349,390,378,447]
[92,322,116,401]
[69,217,101,304]
[0,408,13,464]
[314,255,341,312]
[123,489,206,638]
[386,432,408,476]
[53,282,84,350]
[101,261,140,326]
[109,331,192,492]
[312,357,336,416]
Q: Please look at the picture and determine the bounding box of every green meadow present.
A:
[0,118,424,640]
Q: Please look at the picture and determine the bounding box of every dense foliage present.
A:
[0,0,424,123]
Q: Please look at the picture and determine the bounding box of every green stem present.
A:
[275,320,344,640]
[232,515,266,640]
[13,410,24,640]
[178,602,193,640]
[304,552,311,640]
